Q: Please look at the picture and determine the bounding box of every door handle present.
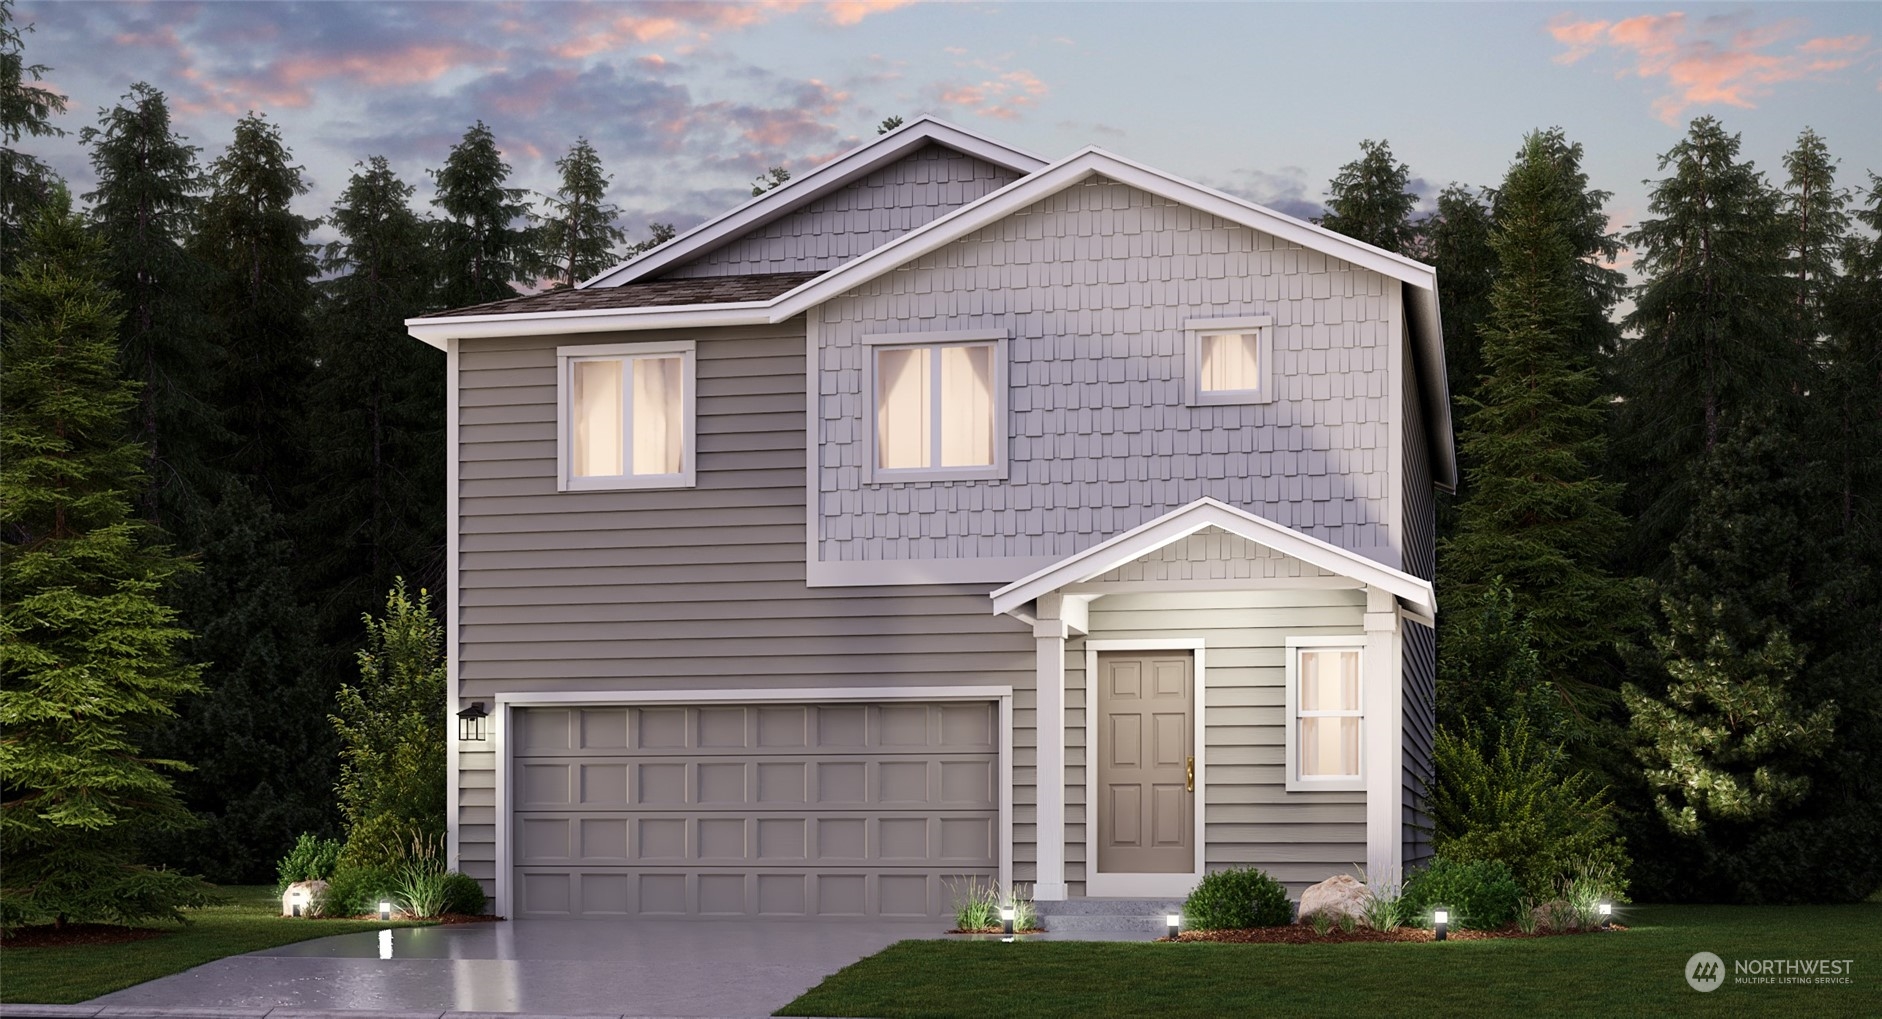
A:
[1186,756,1195,793]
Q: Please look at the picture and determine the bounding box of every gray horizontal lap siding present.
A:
[815,176,1396,569]
[453,326,1035,886]
[663,145,1020,279]
[1399,327,1438,872]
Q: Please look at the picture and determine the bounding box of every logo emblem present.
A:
[1686,951,1725,992]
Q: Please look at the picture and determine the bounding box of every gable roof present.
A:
[580,117,1049,289]
[426,272,821,319]
[989,497,1437,620]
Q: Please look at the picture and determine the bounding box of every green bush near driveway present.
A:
[0,885,429,1004]
[778,903,1881,1018]
[1181,866,1293,930]
[1401,855,1524,930]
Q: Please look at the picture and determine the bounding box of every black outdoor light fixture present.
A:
[1433,907,1450,941]
[457,701,489,742]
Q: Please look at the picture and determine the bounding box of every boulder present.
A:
[1297,874,1369,924]
[281,880,329,917]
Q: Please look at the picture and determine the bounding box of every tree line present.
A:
[3,0,1878,907]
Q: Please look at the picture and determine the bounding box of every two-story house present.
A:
[406,118,1455,921]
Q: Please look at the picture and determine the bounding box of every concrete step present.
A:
[1033,897,1185,932]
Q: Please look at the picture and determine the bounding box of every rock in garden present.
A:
[281,880,329,917]
[1297,874,1369,923]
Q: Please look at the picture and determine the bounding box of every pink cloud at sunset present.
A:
[1549,11,1872,124]
[823,1,918,27]
[933,63,1049,121]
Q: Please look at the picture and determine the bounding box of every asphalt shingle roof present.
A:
[429,271,822,319]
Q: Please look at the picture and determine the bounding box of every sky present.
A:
[18,1,1882,271]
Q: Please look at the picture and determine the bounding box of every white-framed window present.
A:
[863,329,1007,482]
[555,340,696,491]
[1284,637,1364,791]
[1185,315,1274,406]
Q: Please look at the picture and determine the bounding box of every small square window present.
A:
[865,330,1007,483]
[1186,316,1274,406]
[557,342,696,491]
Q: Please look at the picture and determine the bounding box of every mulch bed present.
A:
[1164,923,1626,944]
[325,912,505,924]
[950,926,1048,935]
[0,924,170,949]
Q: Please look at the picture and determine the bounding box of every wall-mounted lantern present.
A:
[457,701,489,742]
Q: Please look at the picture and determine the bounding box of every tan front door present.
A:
[1096,651,1194,874]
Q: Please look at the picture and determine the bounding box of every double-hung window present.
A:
[1185,315,1274,405]
[1284,638,1364,791]
[557,341,696,491]
[866,330,1007,482]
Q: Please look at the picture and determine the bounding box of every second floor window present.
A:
[870,335,1006,480]
[558,341,696,491]
[1186,315,1274,406]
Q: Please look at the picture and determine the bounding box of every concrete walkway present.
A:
[64,919,947,1017]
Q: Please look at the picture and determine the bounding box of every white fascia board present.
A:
[989,497,1436,619]
[580,117,1050,289]
[404,302,773,348]
[769,148,1438,323]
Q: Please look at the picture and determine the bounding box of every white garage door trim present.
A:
[487,686,1014,918]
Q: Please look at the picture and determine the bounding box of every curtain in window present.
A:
[572,360,623,476]
[876,346,929,469]
[1299,649,1360,777]
[632,355,683,475]
[939,344,994,467]
[1201,332,1260,392]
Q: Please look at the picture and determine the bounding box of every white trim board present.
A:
[990,497,1437,620]
[487,684,1015,919]
[445,338,462,873]
[1082,639,1208,899]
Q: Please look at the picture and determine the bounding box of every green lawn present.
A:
[0,885,431,1005]
[780,903,1882,1018]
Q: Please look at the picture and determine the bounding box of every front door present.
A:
[1096,651,1194,875]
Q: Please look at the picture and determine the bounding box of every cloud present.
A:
[1208,166,1326,222]
[822,0,917,27]
[929,58,1050,120]
[1548,11,1872,123]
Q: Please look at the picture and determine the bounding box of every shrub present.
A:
[276,834,343,892]
[317,863,398,917]
[1359,875,1405,932]
[1181,867,1292,930]
[946,877,1034,931]
[1401,855,1523,930]
[440,872,487,916]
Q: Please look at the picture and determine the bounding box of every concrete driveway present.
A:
[85,919,943,1016]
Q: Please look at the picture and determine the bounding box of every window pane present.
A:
[876,346,930,469]
[631,355,683,475]
[1201,332,1259,392]
[1299,649,1360,712]
[1300,717,1361,777]
[939,343,994,467]
[572,359,623,477]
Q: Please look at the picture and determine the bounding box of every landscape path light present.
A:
[1433,907,1449,941]
[1166,913,1181,940]
[1000,905,1015,937]
[379,900,393,921]
[1598,901,1612,929]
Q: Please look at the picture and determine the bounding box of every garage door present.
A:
[510,701,998,919]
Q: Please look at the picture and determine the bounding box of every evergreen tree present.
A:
[877,115,903,135]
[431,120,534,308]
[305,156,445,662]
[0,190,215,926]
[1441,131,1637,696]
[81,83,220,529]
[750,165,790,197]
[1823,172,1882,544]
[0,0,66,261]
[1488,129,1625,366]
[1425,184,1496,408]
[1624,411,1849,901]
[1317,139,1419,254]
[1779,128,1849,347]
[330,581,447,868]
[1617,117,1797,569]
[190,111,319,505]
[624,221,676,259]
[539,138,626,289]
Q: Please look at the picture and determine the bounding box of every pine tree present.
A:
[81,82,221,529]
[624,221,676,259]
[1426,184,1496,407]
[431,120,534,308]
[190,111,319,506]
[1779,128,1849,347]
[1623,411,1844,901]
[539,138,627,289]
[330,581,447,868]
[1617,117,1797,569]
[305,156,445,661]
[1441,132,1637,695]
[877,115,903,135]
[1317,139,1419,254]
[0,0,65,261]
[0,189,215,926]
[750,165,790,197]
[1490,129,1624,365]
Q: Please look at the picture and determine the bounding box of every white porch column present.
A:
[1032,600,1070,901]
[1363,586,1405,886]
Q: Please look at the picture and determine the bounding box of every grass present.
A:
[0,885,431,1005]
[778,903,1882,1018]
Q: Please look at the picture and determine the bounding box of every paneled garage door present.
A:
[511,701,998,919]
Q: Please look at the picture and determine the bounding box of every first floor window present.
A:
[1287,641,1363,789]
[560,342,695,490]
[872,337,1002,478]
